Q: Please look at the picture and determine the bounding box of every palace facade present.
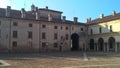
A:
[0,5,120,53]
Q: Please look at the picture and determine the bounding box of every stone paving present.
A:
[0,52,120,68]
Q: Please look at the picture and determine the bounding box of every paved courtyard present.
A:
[0,52,120,68]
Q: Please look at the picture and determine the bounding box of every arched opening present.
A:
[98,38,104,51]
[90,39,94,50]
[71,33,79,51]
[108,37,115,51]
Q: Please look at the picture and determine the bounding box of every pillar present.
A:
[97,44,99,51]
[115,43,118,52]
[94,43,96,51]
[107,43,109,52]
[103,45,105,52]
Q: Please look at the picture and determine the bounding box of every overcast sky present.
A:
[0,0,120,23]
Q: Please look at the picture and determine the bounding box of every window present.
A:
[42,32,46,39]
[13,22,18,26]
[90,29,93,35]
[0,21,1,25]
[99,27,102,33]
[54,26,58,29]
[0,30,1,38]
[54,33,58,40]
[66,34,69,40]
[110,25,112,32]
[61,26,63,30]
[28,31,32,39]
[61,36,63,40]
[12,41,17,47]
[81,28,83,31]
[66,27,68,30]
[13,31,18,38]
[72,27,74,30]
[42,42,46,48]
[54,43,58,48]
[42,24,46,28]
[28,23,32,27]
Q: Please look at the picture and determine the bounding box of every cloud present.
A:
[0,0,10,8]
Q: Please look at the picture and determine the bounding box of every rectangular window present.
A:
[66,34,69,40]
[61,36,63,40]
[61,26,63,30]
[90,29,93,35]
[54,26,58,29]
[28,31,32,39]
[110,25,112,32]
[54,33,58,40]
[28,23,32,27]
[99,27,102,33]
[13,31,18,38]
[54,43,58,48]
[66,27,68,30]
[42,24,46,28]
[0,30,1,38]
[13,22,18,26]
[12,41,17,47]
[0,21,1,25]
[72,27,74,30]
[42,42,46,48]
[42,32,46,39]
[81,28,83,31]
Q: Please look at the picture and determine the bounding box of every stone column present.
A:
[94,43,96,51]
[104,44,106,52]
[97,44,99,51]
[107,43,109,52]
[115,43,118,53]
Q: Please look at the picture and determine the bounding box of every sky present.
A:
[0,0,120,23]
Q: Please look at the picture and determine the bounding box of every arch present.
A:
[90,39,94,50]
[108,37,115,49]
[98,38,104,51]
[71,33,79,51]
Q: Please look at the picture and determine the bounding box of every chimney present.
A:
[35,7,38,11]
[46,6,48,10]
[100,14,104,19]
[6,6,11,17]
[86,17,91,23]
[31,4,35,11]
[21,8,26,18]
[112,10,116,16]
[62,16,66,22]
[48,14,52,21]
[36,12,40,20]
[74,17,78,23]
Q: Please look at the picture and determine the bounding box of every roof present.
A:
[87,13,120,25]
[0,7,86,26]
[39,8,63,14]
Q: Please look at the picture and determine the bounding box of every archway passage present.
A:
[90,39,94,50]
[108,37,115,50]
[98,38,104,51]
[71,33,79,51]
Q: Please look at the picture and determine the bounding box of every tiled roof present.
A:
[39,8,63,13]
[0,7,85,25]
[88,13,120,25]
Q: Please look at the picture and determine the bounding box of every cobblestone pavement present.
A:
[0,52,120,68]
